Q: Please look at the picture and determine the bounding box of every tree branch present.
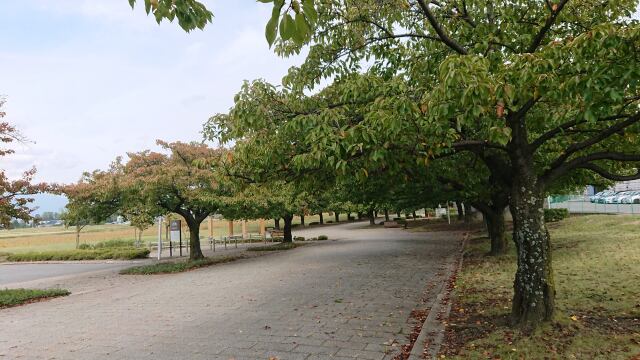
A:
[527,0,570,53]
[546,112,640,172]
[576,163,640,182]
[416,0,468,55]
[530,114,630,150]
[543,151,640,183]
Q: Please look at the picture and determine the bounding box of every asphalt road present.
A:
[0,221,462,359]
[0,262,138,286]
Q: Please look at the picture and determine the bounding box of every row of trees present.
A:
[198,0,640,328]
[11,0,635,331]
[60,138,449,255]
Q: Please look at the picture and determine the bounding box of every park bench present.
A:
[269,229,284,240]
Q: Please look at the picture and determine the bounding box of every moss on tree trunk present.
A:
[510,175,555,327]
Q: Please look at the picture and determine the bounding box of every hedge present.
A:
[120,255,244,275]
[0,288,70,308]
[544,208,569,223]
[7,248,150,262]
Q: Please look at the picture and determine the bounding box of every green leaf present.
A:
[293,12,309,45]
[265,14,279,47]
[279,13,295,41]
[302,0,317,25]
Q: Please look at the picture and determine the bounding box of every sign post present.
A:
[156,216,162,260]
[170,220,182,257]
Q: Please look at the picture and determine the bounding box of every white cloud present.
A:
[0,0,302,186]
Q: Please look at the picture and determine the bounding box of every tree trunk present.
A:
[347,213,353,221]
[357,212,363,220]
[456,202,464,221]
[186,220,204,260]
[282,215,293,243]
[319,212,324,225]
[412,211,417,219]
[75,225,80,249]
[334,212,340,222]
[274,218,280,230]
[368,208,375,225]
[384,209,390,222]
[510,172,555,327]
[300,214,305,226]
[486,209,508,256]
[464,203,473,224]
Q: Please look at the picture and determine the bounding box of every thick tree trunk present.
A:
[274,218,280,230]
[334,212,340,222]
[282,215,293,243]
[319,212,324,225]
[456,202,464,221]
[368,208,375,225]
[300,214,305,226]
[412,211,417,219]
[464,203,473,224]
[510,171,555,327]
[485,209,508,256]
[357,212,363,220]
[184,221,204,260]
[347,213,353,221]
[384,209,390,221]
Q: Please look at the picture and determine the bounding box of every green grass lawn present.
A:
[7,248,150,261]
[441,215,640,359]
[0,288,70,309]
[246,242,304,251]
[0,214,334,254]
[120,254,246,275]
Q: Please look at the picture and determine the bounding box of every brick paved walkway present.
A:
[0,221,461,359]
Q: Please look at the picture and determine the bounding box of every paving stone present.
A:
[0,222,459,360]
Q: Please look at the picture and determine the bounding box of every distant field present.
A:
[0,215,328,254]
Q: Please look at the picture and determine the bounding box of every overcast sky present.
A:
[1,0,302,212]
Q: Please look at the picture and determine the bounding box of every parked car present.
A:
[591,190,615,203]
[621,191,640,204]
[611,191,633,204]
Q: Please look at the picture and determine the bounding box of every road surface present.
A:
[0,221,462,360]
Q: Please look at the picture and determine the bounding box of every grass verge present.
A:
[0,288,70,309]
[246,242,304,252]
[440,215,640,359]
[120,254,246,275]
[7,248,150,261]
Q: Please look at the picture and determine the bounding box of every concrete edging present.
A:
[408,234,468,360]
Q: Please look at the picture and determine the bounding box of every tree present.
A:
[127,0,213,32]
[121,141,225,260]
[254,1,640,327]
[0,99,47,229]
[61,169,121,248]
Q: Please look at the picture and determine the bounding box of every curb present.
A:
[408,234,468,360]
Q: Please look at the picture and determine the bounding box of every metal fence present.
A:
[549,195,640,214]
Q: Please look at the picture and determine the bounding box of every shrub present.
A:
[93,239,136,248]
[247,243,302,251]
[326,220,333,223]
[0,288,70,308]
[77,243,92,250]
[294,236,306,241]
[317,235,329,241]
[7,248,150,262]
[309,222,319,226]
[544,208,569,223]
[120,255,244,275]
